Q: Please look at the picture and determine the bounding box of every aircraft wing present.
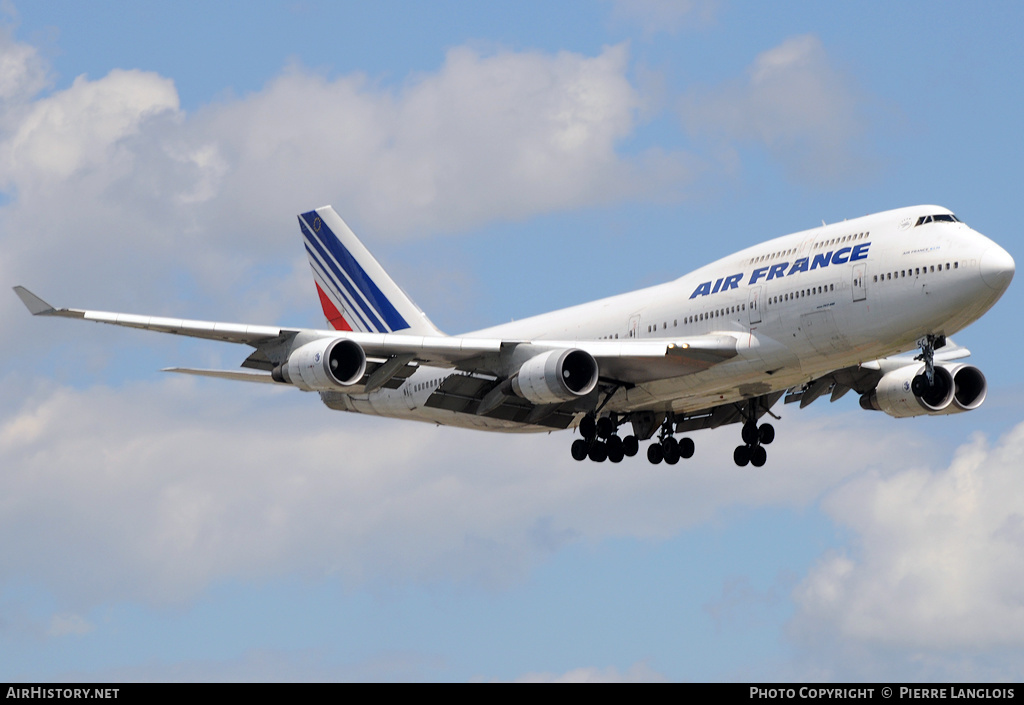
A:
[14,286,738,385]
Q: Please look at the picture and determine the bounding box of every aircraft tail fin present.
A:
[298,207,444,336]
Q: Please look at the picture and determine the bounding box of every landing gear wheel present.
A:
[663,438,681,465]
[606,436,624,463]
[647,443,664,465]
[579,415,596,441]
[758,424,775,445]
[742,422,759,446]
[678,437,695,459]
[588,442,607,463]
[733,445,751,467]
[571,439,589,461]
[750,445,767,467]
[596,416,615,439]
[622,435,639,457]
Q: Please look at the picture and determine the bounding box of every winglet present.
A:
[12,286,56,316]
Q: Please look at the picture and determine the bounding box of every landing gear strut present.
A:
[911,334,946,397]
[571,413,640,463]
[646,415,695,465]
[734,401,774,467]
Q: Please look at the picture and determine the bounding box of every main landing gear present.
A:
[570,413,640,463]
[646,415,695,465]
[571,413,696,465]
[733,402,774,467]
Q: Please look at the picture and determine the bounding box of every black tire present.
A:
[589,442,607,463]
[571,439,589,461]
[742,422,759,446]
[679,437,695,459]
[759,423,775,445]
[733,445,751,467]
[647,443,664,465]
[579,415,596,441]
[622,435,639,457]
[607,435,624,456]
[751,445,767,467]
[608,445,624,463]
[664,443,681,465]
[596,416,615,439]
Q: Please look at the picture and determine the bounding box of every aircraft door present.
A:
[628,314,640,338]
[748,286,762,325]
[852,264,867,302]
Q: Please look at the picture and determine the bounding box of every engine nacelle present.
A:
[932,363,987,415]
[272,338,367,391]
[859,363,986,418]
[511,348,599,405]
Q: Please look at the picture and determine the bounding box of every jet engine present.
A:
[859,363,986,418]
[511,348,599,405]
[932,363,987,415]
[272,338,367,391]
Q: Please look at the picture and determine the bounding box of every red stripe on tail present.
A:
[315,282,352,331]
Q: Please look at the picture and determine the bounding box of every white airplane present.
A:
[14,204,1015,466]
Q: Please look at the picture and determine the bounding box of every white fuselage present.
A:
[328,205,1013,431]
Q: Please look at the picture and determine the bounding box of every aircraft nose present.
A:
[980,244,1015,292]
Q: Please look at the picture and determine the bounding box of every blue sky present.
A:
[1,0,1022,682]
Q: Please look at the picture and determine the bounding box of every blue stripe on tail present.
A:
[299,211,410,332]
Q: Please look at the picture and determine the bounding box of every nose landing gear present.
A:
[911,334,947,397]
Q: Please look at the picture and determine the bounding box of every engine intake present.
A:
[859,363,986,418]
[273,338,367,391]
[934,364,987,415]
[512,348,599,405]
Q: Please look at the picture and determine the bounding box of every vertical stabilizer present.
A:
[298,207,444,336]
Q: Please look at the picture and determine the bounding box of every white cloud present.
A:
[793,421,1024,651]
[0,25,48,109]
[0,37,694,351]
[679,35,873,184]
[0,371,921,607]
[0,69,178,186]
[190,44,686,239]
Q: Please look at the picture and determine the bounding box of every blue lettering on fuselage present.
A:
[688,242,871,299]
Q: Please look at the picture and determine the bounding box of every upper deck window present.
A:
[915,214,960,226]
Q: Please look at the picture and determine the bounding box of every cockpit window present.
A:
[915,213,960,226]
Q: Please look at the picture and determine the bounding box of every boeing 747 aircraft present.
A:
[14,204,1014,466]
